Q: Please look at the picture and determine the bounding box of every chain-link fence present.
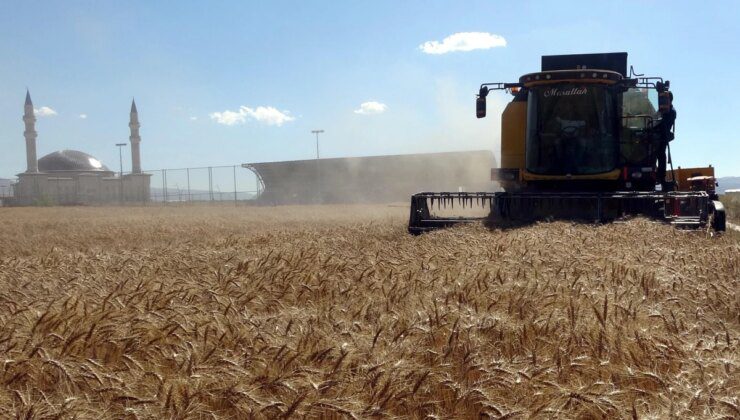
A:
[0,179,13,206]
[1,164,263,206]
[146,165,262,204]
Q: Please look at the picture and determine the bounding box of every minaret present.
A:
[23,90,38,173]
[129,99,141,174]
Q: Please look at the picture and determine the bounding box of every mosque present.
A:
[13,91,151,205]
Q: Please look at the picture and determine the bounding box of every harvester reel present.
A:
[408,191,724,234]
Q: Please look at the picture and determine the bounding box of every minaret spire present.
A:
[23,90,38,172]
[129,98,141,174]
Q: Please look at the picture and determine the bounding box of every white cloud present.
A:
[419,32,506,54]
[79,114,87,119]
[34,106,58,117]
[190,116,198,121]
[354,101,388,115]
[210,106,295,126]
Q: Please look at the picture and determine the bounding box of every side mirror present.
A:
[476,86,489,118]
[476,96,486,118]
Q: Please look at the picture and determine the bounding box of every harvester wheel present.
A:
[710,200,726,232]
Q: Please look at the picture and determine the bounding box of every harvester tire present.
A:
[711,200,726,232]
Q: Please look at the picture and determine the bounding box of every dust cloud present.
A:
[247,150,497,205]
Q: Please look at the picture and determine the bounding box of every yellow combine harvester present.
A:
[409,52,726,234]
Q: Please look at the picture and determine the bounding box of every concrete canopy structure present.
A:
[13,93,151,205]
[243,150,496,205]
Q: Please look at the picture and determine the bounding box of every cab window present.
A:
[622,88,660,129]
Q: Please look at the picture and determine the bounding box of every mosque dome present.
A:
[38,150,112,173]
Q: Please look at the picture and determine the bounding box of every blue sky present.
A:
[1,1,738,177]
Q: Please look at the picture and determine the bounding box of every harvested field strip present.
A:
[722,197,740,225]
[0,206,737,418]
[729,208,740,226]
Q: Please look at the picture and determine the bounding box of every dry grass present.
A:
[0,205,737,419]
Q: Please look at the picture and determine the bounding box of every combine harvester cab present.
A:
[409,52,726,234]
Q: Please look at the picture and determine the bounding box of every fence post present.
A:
[208,167,213,201]
[233,165,238,206]
[143,171,147,206]
[186,168,191,202]
[162,169,167,204]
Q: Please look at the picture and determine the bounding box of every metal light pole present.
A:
[311,129,324,159]
[116,143,127,203]
[311,129,324,203]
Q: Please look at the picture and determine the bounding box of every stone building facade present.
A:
[13,92,151,205]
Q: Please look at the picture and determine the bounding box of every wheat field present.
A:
[0,205,738,419]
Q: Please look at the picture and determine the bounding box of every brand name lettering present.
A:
[543,87,588,97]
